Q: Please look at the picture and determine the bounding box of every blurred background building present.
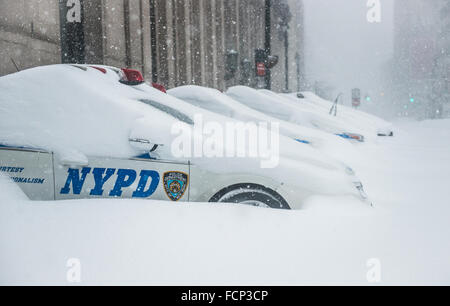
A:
[0,0,305,92]
[392,0,449,118]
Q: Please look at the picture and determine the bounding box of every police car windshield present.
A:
[236,96,292,122]
[181,97,235,118]
[139,99,194,126]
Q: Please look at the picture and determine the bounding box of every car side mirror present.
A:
[129,138,162,153]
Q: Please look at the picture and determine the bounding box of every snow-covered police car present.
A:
[226,86,368,142]
[168,85,362,161]
[281,91,395,138]
[0,65,370,209]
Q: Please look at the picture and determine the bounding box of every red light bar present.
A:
[90,66,107,74]
[152,83,167,93]
[120,68,145,86]
[347,133,365,142]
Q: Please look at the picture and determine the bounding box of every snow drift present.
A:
[1,118,450,285]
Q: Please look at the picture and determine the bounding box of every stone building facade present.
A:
[0,0,304,92]
[0,0,61,76]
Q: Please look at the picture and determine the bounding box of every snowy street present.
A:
[1,119,449,285]
[1,0,449,289]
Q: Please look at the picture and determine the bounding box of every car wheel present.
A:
[209,183,290,209]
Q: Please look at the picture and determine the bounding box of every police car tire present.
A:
[210,184,290,210]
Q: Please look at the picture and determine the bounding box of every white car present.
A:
[226,86,368,142]
[0,65,370,209]
[281,91,395,137]
[168,85,361,163]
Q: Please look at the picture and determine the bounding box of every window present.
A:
[181,98,235,118]
[139,99,194,126]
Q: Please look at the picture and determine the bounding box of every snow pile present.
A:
[0,65,183,159]
[1,120,450,285]
[227,86,367,137]
[0,173,28,202]
[170,85,362,166]
[0,67,350,177]
[169,86,240,119]
[2,67,449,285]
[282,91,394,137]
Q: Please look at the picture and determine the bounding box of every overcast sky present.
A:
[302,0,394,97]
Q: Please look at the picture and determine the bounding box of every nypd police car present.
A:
[0,64,370,209]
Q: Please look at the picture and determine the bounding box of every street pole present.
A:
[59,0,86,64]
[264,0,271,90]
[149,0,158,83]
[284,27,289,92]
[295,52,301,92]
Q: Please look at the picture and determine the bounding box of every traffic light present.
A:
[365,96,371,102]
[410,97,415,103]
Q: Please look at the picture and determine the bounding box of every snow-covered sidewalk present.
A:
[1,119,450,285]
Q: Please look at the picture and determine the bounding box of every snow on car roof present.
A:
[283,91,393,134]
[168,85,238,119]
[170,85,367,166]
[0,65,186,159]
[227,86,369,136]
[1,66,360,182]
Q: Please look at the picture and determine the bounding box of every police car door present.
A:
[54,155,190,202]
[53,97,195,202]
[0,146,55,201]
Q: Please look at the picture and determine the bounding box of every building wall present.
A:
[289,0,305,92]
[0,0,304,93]
[151,0,268,91]
[0,0,61,75]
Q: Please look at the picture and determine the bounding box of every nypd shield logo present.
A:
[163,172,189,201]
